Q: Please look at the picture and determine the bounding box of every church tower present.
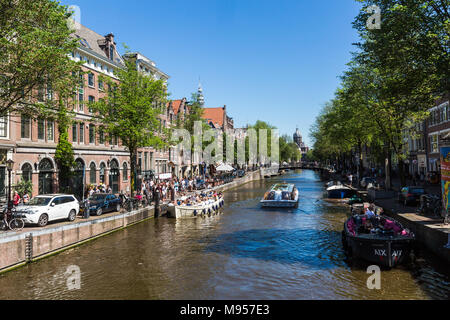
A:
[293,127,303,149]
[198,80,205,107]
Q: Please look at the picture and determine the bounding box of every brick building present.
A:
[0,23,173,200]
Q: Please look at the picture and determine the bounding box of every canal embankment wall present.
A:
[0,169,264,273]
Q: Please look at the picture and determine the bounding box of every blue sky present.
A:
[60,0,362,146]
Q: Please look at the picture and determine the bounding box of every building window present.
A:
[88,73,95,87]
[123,162,128,181]
[21,163,33,182]
[99,128,105,144]
[109,46,114,61]
[431,135,439,153]
[88,96,95,112]
[38,118,45,140]
[21,116,31,139]
[72,124,77,143]
[99,163,106,184]
[47,120,54,141]
[90,163,96,184]
[0,116,7,138]
[79,123,84,143]
[89,124,95,144]
[46,82,53,101]
[98,79,104,91]
[78,89,84,112]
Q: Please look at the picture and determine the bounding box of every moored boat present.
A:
[168,195,224,219]
[326,185,356,199]
[260,183,299,208]
[342,214,415,268]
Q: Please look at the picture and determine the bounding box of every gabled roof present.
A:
[172,99,183,114]
[72,24,124,66]
[202,107,225,127]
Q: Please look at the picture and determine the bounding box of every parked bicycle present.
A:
[0,206,25,231]
[417,194,442,217]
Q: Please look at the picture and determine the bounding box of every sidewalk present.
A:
[366,192,450,264]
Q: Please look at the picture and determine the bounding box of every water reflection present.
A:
[0,170,448,300]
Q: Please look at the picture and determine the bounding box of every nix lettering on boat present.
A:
[374,249,387,257]
[392,250,402,257]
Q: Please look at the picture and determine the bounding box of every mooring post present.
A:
[154,189,160,218]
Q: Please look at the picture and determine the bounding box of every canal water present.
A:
[0,170,449,300]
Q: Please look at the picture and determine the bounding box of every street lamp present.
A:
[6,159,14,209]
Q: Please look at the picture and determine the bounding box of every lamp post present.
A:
[6,159,14,209]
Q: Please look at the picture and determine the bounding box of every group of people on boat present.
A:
[176,191,223,207]
[347,204,412,237]
[264,190,296,201]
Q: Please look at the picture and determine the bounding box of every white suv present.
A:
[17,194,80,227]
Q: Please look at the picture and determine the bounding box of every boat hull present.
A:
[342,216,415,268]
[343,234,413,268]
[260,199,299,208]
[168,198,225,219]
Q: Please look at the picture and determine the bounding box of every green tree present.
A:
[0,0,79,116]
[91,58,168,196]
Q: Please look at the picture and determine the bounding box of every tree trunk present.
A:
[130,148,137,197]
[399,158,406,187]
[385,149,392,190]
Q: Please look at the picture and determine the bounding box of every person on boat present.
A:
[365,205,376,219]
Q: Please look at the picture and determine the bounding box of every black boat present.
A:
[342,214,415,268]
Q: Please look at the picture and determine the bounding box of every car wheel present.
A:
[96,208,103,216]
[68,209,76,222]
[38,214,48,227]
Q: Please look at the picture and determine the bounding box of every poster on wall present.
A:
[439,147,450,211]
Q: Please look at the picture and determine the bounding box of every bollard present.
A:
[154,190,160,218]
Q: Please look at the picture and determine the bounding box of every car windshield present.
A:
[27,197,52,206]
[89,194,106,201]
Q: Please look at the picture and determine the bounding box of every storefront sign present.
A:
[439,147,450,211]
[158,173,172,180]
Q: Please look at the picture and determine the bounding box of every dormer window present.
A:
[109,46,114,61]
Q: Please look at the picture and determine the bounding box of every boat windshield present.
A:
[271,184,294,193]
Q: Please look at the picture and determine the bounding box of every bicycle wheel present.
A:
[9,218,24,231]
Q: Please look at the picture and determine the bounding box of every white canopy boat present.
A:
[260,183,299,208]
[167,195,225,219]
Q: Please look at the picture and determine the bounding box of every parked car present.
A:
[398,186,426,206]
[16,194,80,227]
[88,193,121,216]
[360,177,377,189]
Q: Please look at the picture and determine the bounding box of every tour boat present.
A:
[260,183,299,208]
[342,215,415,268]
[167,195,225,219]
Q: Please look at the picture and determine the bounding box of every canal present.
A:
[0,170,449,300]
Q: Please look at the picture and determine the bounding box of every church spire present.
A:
[198,78,205,107]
